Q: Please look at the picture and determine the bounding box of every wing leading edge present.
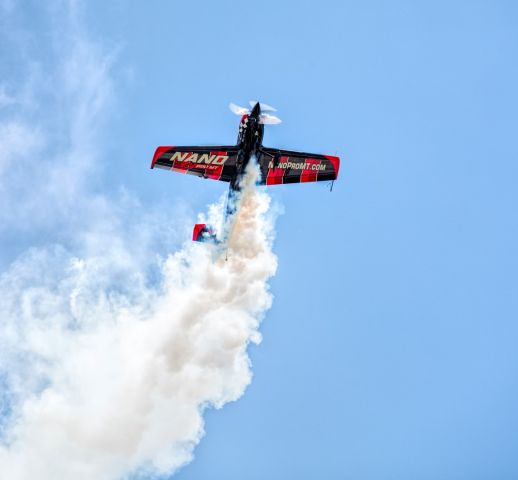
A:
[257,147,340,185]
[151,146,240,182]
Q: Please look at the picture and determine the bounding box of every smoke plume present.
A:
[0,165,277,479]
[0,3,279,477]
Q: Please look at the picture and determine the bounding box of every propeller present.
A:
[228,101,282,124]
[259,113,282,125]
[228,102,250,115]
[249,100,277,112]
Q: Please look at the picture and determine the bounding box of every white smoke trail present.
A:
[0,164,277,479]
[1,3,278,477]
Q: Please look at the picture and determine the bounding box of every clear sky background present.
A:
[1,1,518,479]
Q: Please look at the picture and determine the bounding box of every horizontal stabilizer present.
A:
[193,224,218,243]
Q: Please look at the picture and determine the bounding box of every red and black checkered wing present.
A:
[151,146,240,182]
[257,148,340,185]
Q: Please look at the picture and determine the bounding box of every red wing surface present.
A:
[151,146,240,182]
[257,148,340,185]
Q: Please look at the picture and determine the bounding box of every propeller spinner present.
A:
[228,101,282,124]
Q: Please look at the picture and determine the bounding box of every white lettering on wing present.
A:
[171,151,229,165]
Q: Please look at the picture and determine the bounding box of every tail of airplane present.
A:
[192,224,218,243]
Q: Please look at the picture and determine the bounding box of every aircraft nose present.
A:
[251,102,261,116]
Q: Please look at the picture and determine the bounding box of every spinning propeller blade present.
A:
[229,102,249,115]
[249,100,277,112]
[259,113,282,124]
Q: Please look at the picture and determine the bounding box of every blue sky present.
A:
[1,1,518,479]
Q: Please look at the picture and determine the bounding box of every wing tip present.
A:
[151,146,174,169]
[324,154,340,179]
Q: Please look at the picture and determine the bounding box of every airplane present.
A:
[150,101,340,242]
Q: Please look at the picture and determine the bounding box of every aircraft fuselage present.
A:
[230,102,264,191]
